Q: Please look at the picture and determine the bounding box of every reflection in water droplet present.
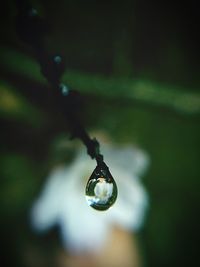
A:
[85,164,118,211]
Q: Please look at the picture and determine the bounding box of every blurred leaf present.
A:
[0,81,45,127]
[0,46,46,84]
[0,154,40,215]
[0,45,200,115]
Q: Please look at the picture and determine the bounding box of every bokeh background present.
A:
[0,1,199,267]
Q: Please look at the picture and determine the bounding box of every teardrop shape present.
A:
[85,163,118,211]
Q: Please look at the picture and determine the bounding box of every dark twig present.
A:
[15,0,104,164]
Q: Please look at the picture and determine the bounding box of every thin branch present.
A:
[14,0,104,164]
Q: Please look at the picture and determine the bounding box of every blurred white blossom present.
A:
[31,143,150,253]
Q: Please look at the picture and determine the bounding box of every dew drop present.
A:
[59,83,69,96]
[85,163,118,211]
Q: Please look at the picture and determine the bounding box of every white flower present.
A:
[94,178,113,203]
[30,143,150,253]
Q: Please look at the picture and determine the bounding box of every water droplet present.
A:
[29,8,38,17]
[54,55,62,64]
[59,83,69,96]
[85,163,118,211]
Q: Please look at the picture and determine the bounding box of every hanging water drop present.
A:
[85,162,118,211]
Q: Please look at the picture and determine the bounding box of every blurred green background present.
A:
[0,1,199,267]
